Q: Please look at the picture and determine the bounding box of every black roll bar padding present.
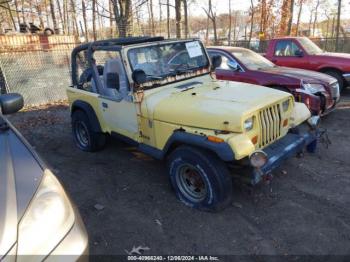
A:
[71,36,165,87]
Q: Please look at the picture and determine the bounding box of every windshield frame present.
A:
[125,39,211,89]
[231,48,276,71]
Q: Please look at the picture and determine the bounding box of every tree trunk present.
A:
[228,0,232,45]
[14,0,21,27]
[7,2,17,30]
[109,0,114,37]
[82,0,88,40]
[175,0,182,38]
[335,0,341,51]
[49,0,58,33]
[21,0,26,24]
[159,0,162,35]
[92,0,97,40]
[295,0,303,36]
[312,0,320,36]
[70,0,79,35]
[112,0,132,38]
[248,0,254,44]
[167,0,170,38]
[149,0,155,36]
[183,0,189,38]
[35,0,45,29]
[286,0,294,35]
[56,0,64,33]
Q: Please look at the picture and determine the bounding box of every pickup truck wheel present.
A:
[167,146,232,211]
[323,70,345,92]
[72,110,106,152]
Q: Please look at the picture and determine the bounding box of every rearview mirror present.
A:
[132,69,147,85]
[211,55,222,70]
[227,60,239,71]
[295,50,304,57]
[0,93,24,115]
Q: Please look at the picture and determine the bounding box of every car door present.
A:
[271,40,308,69]
[98,57,139,140]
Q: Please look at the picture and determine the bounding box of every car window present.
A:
[274,40,302,57]
[208,52,231,70]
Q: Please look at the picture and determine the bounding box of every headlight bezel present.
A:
[282,99,290,112]
[17,169,75,257]
[302,82,326,94]
[244,116,254,131]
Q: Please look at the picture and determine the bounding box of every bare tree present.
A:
[295,0,304,36]
[82,0,88,39]
[175,0,181,38]
[335,0,341,51]
[203,0,217,44]
[183,0,189,38]
[286,0,294,35]
[111,0,133,37]
[228,0,232,45]
[92,0,97,39]
[312,0,320,36]
[248,0,254,44]
[49,0,58,33]
[167,0,170,38]
[56,0,64,33]
[148,0,155,36]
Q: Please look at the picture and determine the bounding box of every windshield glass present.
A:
[298,38,323,54]
[232,49,275,70]
[128,40,209,86]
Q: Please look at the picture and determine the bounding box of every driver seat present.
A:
[101,58,129,98]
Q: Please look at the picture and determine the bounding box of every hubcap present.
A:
[75,121,89,147]
[176,164,207,202]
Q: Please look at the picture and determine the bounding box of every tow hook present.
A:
[263,172,273,184]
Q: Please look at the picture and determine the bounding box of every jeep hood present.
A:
[0,117,43,258]
[142,76,291,132]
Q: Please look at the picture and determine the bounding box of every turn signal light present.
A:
[251,135,258,145]
[283,119,288,127]
[207,136,224,143]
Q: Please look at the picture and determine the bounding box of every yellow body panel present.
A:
[67,58,311,161]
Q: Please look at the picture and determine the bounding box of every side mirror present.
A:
[211,55,222,70]
[105,72,120,90]
[0,93,24,115]
[295,50,304,57]
[227,60,240,71]
[132,69,147,85]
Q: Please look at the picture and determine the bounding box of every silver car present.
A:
[0,93,88,261]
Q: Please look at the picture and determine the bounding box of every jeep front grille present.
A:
[259,104,282,147]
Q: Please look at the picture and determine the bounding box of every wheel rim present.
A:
[176,164,207,202]
[75,121,89,147]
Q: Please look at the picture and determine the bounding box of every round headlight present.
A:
[244,117,254,131]
[282,99,290,112]
[250,151,268,168]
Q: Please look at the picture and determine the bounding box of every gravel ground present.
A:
[7,89,350,258]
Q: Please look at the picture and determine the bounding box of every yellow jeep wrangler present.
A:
[67,37,320,211]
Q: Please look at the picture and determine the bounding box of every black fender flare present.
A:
[139,131,235,162]
[71,100,102,133]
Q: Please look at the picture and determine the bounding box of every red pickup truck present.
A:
[264,37,350,91]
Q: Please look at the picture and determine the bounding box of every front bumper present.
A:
[251,125,317,185]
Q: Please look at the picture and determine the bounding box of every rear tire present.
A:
[167,146,233,211]
[323,70,345,92]
[71,110,106,152]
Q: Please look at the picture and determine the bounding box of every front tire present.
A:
[323,70,345,92]
[167,146,233,211]
[71,110,106,152]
